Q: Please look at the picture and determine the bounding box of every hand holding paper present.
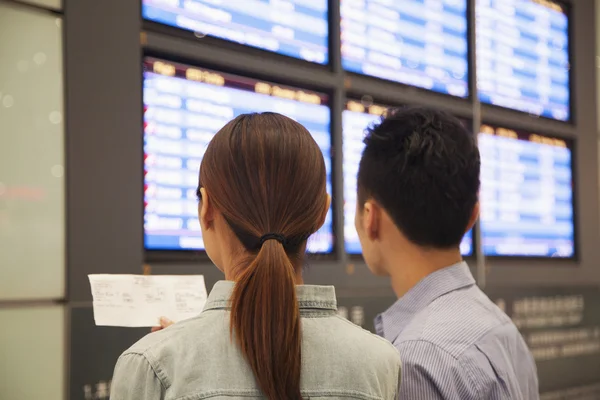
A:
[88,274,208,327]
[151,316,174,332]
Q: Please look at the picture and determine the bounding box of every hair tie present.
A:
[259,233,286,247]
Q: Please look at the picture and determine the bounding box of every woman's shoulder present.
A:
[113,310,256,398]
[121,310,229,361]
[303,315,401,367]
[300,315,401,399]
[337,315,400,358]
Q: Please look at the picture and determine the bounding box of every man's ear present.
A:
[363,200,381,241]
[199,187,214,230]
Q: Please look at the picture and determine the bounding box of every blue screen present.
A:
[142,0,328,64]
[341,0,469,97]
[479,124,574,257]
[476,0,570,121]
[342,101,473,256]
[143,57,334,253]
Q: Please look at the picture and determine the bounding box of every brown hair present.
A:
[199,113,328,400]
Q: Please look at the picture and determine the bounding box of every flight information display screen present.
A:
[342,100,473,256]
[476,0,570,121]
[479,124,574,257]
[142,0,328,64]
[143,57,334,253]
[341,0,469,97]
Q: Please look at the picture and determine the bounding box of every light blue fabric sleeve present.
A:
[110,353,166,400]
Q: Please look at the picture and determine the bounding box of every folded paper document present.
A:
[88,274,207,327]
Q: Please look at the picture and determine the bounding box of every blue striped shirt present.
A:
[375,262,539,399]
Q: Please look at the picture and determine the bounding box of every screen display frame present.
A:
[478,121,578,260]
[476,0,574,124]
[341,96,477,258]
[341,97,387,259]
[142,54,338,262]
[340,0,473,101]
[141,0,331,67]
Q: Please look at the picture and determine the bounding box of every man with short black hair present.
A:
[355,107,539,399]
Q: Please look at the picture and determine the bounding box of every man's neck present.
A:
[387,248,463,298]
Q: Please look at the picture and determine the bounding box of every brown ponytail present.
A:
[230,239,302,399]
[199,113,328,400]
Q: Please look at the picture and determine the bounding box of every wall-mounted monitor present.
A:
[342,100,473,256]
[476,0,570,121]
[341,0,469,98]
[143,57,334,254]
[479,124,574,258]
[142,0,328,65]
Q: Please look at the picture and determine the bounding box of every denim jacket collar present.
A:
[204,280,338,312]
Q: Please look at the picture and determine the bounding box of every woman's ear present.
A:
[199,187,214,230]
[316,194,331,230]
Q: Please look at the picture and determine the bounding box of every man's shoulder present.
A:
[396,287,515,358]
[393,293,538,399]
[395,337,538,399]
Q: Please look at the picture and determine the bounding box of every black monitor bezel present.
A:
[476,0,574,125]
[477,120,578,261]
[140,1,332,68]
[340,0,474,102]
[142,53,339,262]
[341,95,478,260]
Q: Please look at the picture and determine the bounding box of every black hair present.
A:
[357,106,480,248]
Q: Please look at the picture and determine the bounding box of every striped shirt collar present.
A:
[375,261,475,343]
[204,280,338,312]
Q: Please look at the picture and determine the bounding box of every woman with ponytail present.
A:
[111,113,401,400]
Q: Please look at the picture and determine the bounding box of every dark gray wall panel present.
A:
[69,307,147,400]
[486,286,600,395]
[65,0,144,301]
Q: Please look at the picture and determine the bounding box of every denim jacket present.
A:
[111,281,401,400]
